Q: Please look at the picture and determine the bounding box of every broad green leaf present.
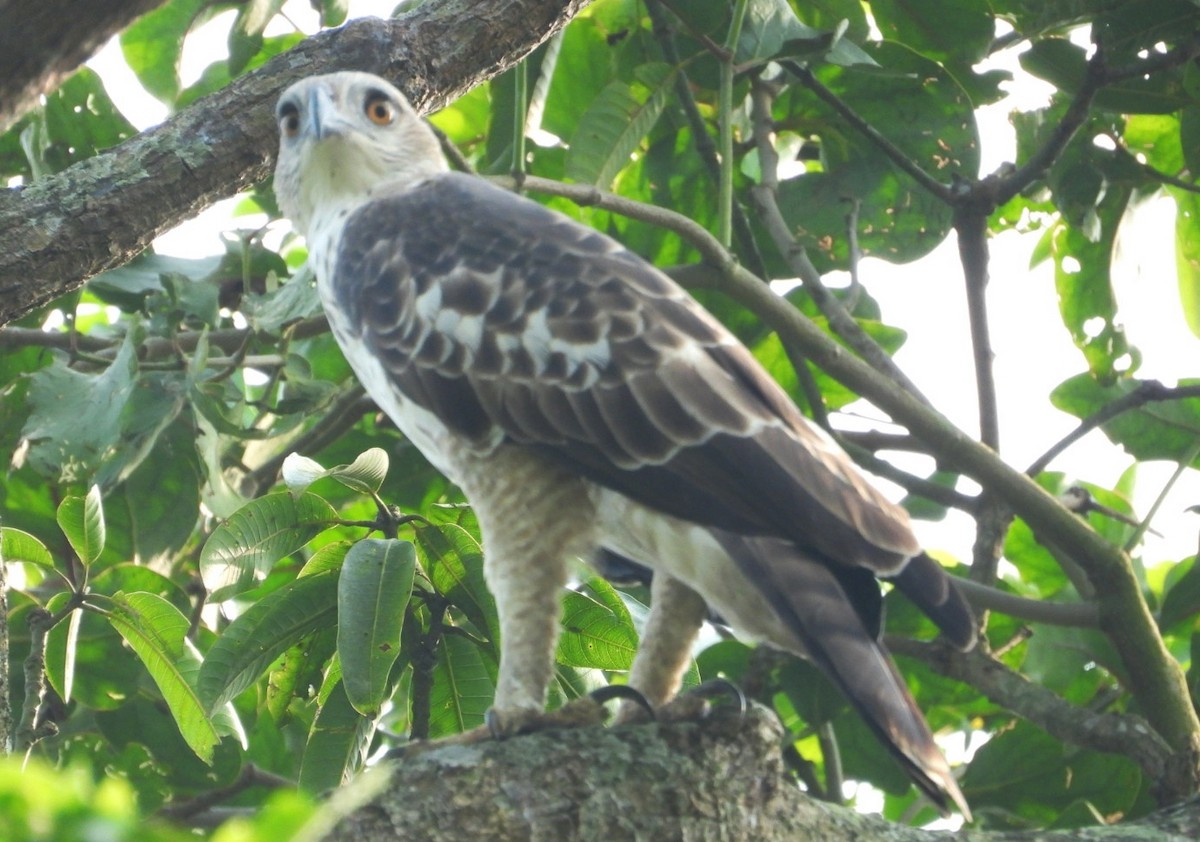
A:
[119,0,208,104]
[197,570,340,713]
[0,526,55,570]
[299,675,375,792]
[1050,375,1200,465]
[1161,559,1200,632]
[45,594,141,711]
[62,608,82,704]
[962,722,1140,823]
[329,448,389,494]
[870,0,993,66]
[415,522,498,644]
[228,0,286,75]
[557,589,638,670]
[566,62,677,188]
[338,540,416,716]
[57,485,106,566]
[22,331,137,483]
[735,0,872,67]
[1172,187,1200,338]
[318,0,349,27]
[200,492,337,601]
[9,69,137,177]
[282,448,389,496]
[428,632,495,738]
[107,592,220,764]
[774,41,979,272]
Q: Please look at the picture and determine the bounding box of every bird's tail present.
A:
[717,532,972,820]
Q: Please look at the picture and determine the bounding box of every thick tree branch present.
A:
[325,704,1200,840]
[0,0,588,328]
[0,0,168,133]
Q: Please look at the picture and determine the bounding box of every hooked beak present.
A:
[305,85,351,142]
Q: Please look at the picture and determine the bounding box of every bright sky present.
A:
[86,2,1200,563]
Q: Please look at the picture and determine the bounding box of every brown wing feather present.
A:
[332,173,920,573]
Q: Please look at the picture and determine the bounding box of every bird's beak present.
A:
[306,85,350,142]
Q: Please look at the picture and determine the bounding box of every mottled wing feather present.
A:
[331,172,918,573]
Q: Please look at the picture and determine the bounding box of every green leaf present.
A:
[107,592,221,764]
[428,632,495,738]
[1050,375,1200,465]
[338,540,416,716]
[299,674,375,792]
[317,0,349,27]
[119,0,209,104]
[869,0,994,66]
[22,330,138,483]
[414,523,498,644]
[1171,186,1200,338]
[0,526,55,570]
[557,589,638,670]
[228,0,286,76]
[1161,558,1200,631]
[773,41,979,273]
[282,448,390,496]
[566,62,677,188]
[735,0,872,66]
[197,570,340,713]
[200,492,337,601]
[962,721,1140,822]
[57,485,106,566]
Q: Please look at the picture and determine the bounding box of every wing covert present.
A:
[330,172,918,572]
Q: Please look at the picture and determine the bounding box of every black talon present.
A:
[685,678,748,717]
[589,684,656,720]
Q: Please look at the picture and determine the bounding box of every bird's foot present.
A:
[388,686,659,759]
[487,684,656,736]
[656,678,748,723]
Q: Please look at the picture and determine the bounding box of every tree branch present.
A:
[0,0,168,132]
[1026,381,1200,477]
[0,0,589,328]
[888,637,1173,792]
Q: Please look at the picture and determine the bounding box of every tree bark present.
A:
[0,0,589,328]
[0,0,169,133]
[319,704,1200,841]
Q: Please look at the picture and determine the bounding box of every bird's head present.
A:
[273,72,448,239]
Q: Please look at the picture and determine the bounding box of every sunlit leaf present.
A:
[57,485,106,566]
[200,492,337,601]
[107,592,220,764]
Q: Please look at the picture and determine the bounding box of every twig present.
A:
[646,0,769,278]
[887,637,1172,787]
[953,578,1098,628]
[15,608,54,752]
[1026,381,1200,476]
[158,763,293,821]
[782,60,953,203]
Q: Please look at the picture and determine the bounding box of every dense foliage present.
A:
[2,0,1200,836]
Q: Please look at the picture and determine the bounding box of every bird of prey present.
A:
[274,71,975,817]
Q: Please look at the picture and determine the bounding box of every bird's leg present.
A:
[616,573,709,724]
[461,447,602,736]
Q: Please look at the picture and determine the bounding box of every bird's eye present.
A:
[364,92,395,126]
[278,102,301,137]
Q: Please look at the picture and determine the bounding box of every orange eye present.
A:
[365,94,394,126]
[278,103,300,137]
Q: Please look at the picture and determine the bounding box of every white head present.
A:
[273,71,449,239]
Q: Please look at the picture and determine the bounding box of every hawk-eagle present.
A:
[273,71,974,817]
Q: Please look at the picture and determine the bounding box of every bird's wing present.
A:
[329,172,970,643]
